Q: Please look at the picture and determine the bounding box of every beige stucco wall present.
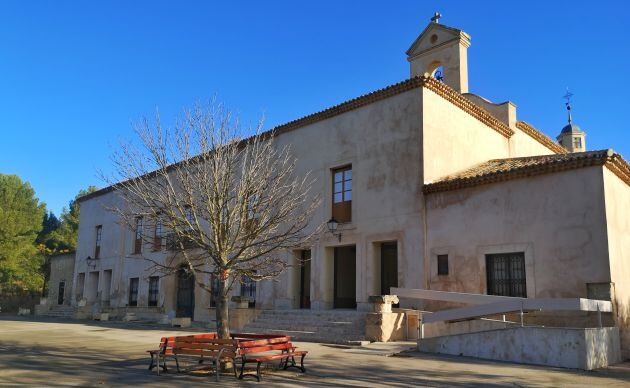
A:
[46,253,75,306]
[421,87,510,183]
[72,77,599,326]
[509,126,556,157]
[74,87,427,317]
[602,168,630,357]
[271,88,426,310]
[424,167,611,303]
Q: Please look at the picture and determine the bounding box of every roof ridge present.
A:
[485,149,610,163]
[424,150,626,194]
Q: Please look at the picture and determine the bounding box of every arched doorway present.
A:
[176,268,195,319]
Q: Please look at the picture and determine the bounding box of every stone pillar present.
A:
[369,295,399,313]
[365,295,406,342]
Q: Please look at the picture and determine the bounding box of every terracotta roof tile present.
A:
[423,149,630,194]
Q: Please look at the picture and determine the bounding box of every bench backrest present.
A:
[158,332,217,354]
[231,333,291,341]
[237,337,294,355]
[173,337,237,359]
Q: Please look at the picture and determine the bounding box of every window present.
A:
[128,277,139,306]
[437,254,449,275]
[573,137,582,149]
[94,225,102,259]
[241,274,257,308]
[148,276,159,307]
[134,217,143,254]
[209,274,220,308]
[332,166,352,223]
[486,252,526,297]
[153,219,163,251]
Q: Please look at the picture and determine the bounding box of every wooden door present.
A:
[334,246,356,309]
[176,269,195,318]
[300,250,311,309]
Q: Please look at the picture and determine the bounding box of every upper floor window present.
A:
[573,137,582,149]
[134,217,143,254]
[94,225,102,259]
[332,166,352,223]
[153,219,163,251]
[148,276,159,307]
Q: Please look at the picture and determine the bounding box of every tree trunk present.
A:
[216,277,230,339]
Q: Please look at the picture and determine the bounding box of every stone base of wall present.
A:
[418,326,621,370]
[73,304,261,331]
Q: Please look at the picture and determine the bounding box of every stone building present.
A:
[70,18,630,356]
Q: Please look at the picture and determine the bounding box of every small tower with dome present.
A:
[557,90,586,152]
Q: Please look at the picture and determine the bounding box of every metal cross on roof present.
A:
[563,89,573,107]
[564,88,574,123]
[431,12,442,23]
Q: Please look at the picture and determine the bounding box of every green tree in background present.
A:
[0,174,46,291]
[55,186,98,251]
[36,186,98,254]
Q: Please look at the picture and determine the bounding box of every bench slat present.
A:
[239,342,294,355]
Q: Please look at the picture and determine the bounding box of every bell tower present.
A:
[406,13,471,93]
[556,90,586,152]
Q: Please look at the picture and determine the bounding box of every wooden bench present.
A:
[147,333,216,375]
[172,337,238,382]
[234,335,307,381]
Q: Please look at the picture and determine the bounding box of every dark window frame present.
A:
[437,254,449,276]
[486,252,527,298]
[148,276,159,307]
[128,277,139,306]
[240,273,257,308]
[153,219,163,251]
[332,165,352,223]
[134,217,143,254]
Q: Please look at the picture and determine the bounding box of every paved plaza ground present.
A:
[1,315,629,387]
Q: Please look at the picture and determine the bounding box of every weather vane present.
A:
[431,12,442,24]
[563,88,573,124]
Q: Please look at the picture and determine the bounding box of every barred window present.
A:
[128,277,139,306]
[148,276,159,307]
[486,253,526,297]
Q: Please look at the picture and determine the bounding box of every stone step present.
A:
[251,318,364,327]
[240,327,366,344]
[250,321,365,333]
[240,309,368,344]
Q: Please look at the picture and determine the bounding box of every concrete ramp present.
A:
[418,326,621,370]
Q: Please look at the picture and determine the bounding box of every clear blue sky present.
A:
[1,1,629,216]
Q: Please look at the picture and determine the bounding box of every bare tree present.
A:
[103,102,320,338]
